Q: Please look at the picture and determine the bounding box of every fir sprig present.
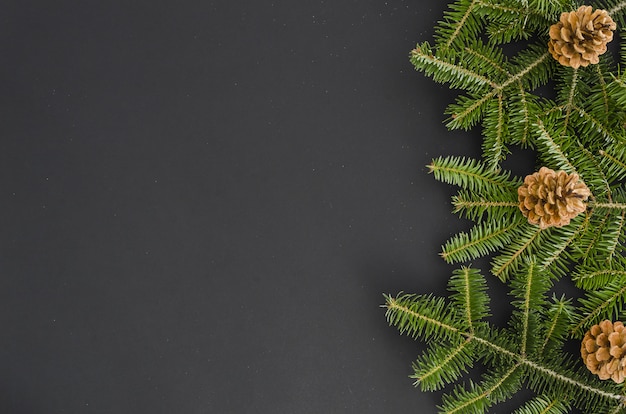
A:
[384,265,626,412]
[384,0,626,412]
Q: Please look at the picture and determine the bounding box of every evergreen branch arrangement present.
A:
[384,0,626,412]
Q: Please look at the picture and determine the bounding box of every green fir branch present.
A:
[573,280,626,336]
[437,0,482,49]
[383,266,626,412]
[441,218,522,264]
[427,155,519,193]
[539,295,573,357]
[387,1,626,411]
[511,395,570,414]
[410,43,497,92]
[451,189,519,221]
[411,339,475,391]
[491,224,543,281]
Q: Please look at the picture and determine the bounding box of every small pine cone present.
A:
[581,320,626,383]
[548,5,616,69]
[517,167,590,229]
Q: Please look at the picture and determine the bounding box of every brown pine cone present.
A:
[517,167,590,229]
[581,320,626,383]
[548,5,616,69]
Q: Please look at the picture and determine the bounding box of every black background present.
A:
[0,1,539,413]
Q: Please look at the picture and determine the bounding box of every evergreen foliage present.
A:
[384,0,626,412]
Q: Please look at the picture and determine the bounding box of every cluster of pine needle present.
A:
[384,0,626,412]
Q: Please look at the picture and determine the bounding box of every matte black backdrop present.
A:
[0,1,540,413]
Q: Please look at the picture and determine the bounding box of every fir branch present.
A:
[500,49,551,91]
[573,210,611,263]
[481,92,508,169]
[594,64,610,117]
[607,75,626,108]
[512,396,570,414]
[607,403,626,414]
[410,43,498,92]
[573,266,626,291]
[427,155,519,193]
[448,266,490,331]
[607,1,626,18]
[475,0,534,16]
[534,119,577,174]
[591,201,626,210]
[573,280,626,336]
[535,215,587,277]
[511,263,547,356]
[384,293,462,341]
[385,278,626,409]
[601,210,626,264]
[491,224,543,281]
[440,215,521,263]
[539,296,572,357]
[513,81,532,146]
[389,0,626,410]
[446,92,495,130]
[563,68,578,130]
[411,339,475,391]
[451,190,519,221]
[438,0,481,49]
[599,148,626,182]
[572,106,621,144]
[439,363,523,413]
[463,44,511,78]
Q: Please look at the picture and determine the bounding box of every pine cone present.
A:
[517,167,590,229]
[581,320,626,383]
[548,6,616,69]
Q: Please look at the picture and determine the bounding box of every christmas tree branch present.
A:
[491,226,542,280]
[573,281,626,335]
[590,201,626,210]
[443,0,480,48]
[535,120,578,174]
[498,52,550,91]
[572,106,618,142]
[539,299,568,356]
[410,44,497,89]
[608,1,626,18]
[516,82,531,145]
[441,220,521,264]
[563,68,579,129]
[385,295,625,405]
[594,64,611,116]
[388,1,626,411]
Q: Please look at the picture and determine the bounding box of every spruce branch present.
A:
[387,0,626,411]
[539,295,573,356]
[384,265,626,412]
[534,119,577,175]
[571,106,619,145]
[607,0,626,18]
[451,190,519,221]
[410,43,498,91]
[427,155,520,193]
[437,0,482,49]
[599,149,626,182]
[511,396,570,414]
[441,219,522,264]
[573,280,626,336]
[572,263,626,290]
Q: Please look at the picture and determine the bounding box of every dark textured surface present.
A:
[0,1,535,413]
